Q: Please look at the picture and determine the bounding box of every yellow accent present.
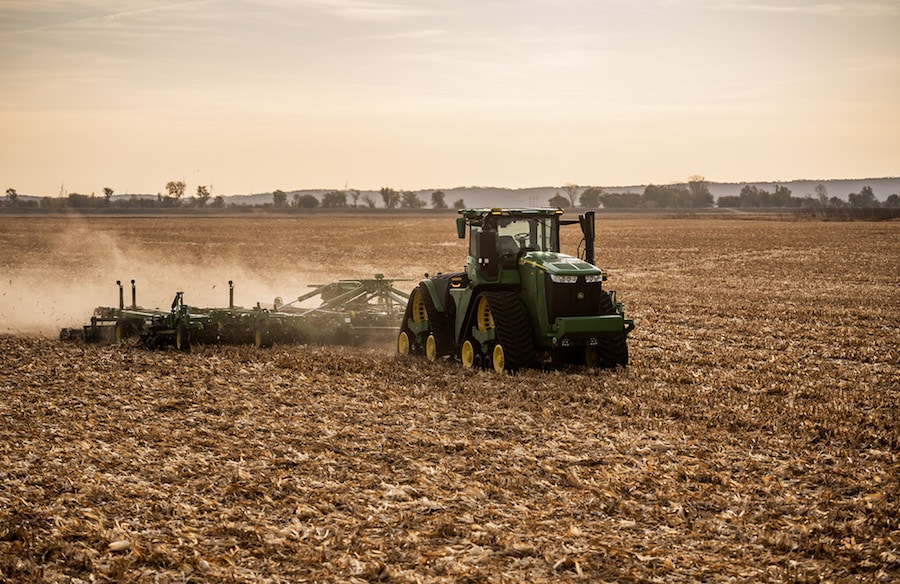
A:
[476,296,494,332]
[254,329,263,348]
[520,258,548,271]
[492,344,506,373]
[411,289,428,324]
[397,331,410,355]
[425,334,437,362]
[115,321,124,343]
[461,340,475,368]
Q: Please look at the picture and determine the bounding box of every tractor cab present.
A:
[457,207,594,282]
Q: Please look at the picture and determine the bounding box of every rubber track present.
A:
[420,283,456,357]
[484,290,537,370]
[596,291,628,368]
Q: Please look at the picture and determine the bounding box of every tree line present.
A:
[4,178,897,211]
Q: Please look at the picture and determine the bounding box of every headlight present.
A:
[585,274,604,284]
[550,274,578,284]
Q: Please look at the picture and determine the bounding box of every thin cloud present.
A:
[300,0,426,22]
[715,1,900,16]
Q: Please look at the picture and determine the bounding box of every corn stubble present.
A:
[0,216,897,583]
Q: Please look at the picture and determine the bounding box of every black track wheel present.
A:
[595,291,628,368]
[398,287,424,355]
[420,283,455,359]
[482,291,536,372]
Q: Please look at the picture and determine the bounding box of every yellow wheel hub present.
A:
[492,344,506,373]
[397,331,410,355]
[476,296,494,332]
[425,334,437,362]
[461,340,475,368]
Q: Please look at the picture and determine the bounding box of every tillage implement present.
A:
[61,275,409,350]
[397,208,634,372]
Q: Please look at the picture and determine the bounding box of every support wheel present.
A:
[460,339,476,368]
[491,344,507,373]
[425,334,438,362]
[397,330,412,356]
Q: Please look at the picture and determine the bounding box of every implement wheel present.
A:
[115,320,129,343]
[425,334,438,362]
[176,326,191,352]
[254,328,272,349]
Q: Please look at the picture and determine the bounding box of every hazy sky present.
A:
[2,0,898,197]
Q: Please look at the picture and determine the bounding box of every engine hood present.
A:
[521,251,602,276]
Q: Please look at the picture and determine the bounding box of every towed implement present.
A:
[398,208,634,372]
[61,275,410,350]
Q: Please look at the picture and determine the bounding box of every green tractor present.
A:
[398,208,634,372]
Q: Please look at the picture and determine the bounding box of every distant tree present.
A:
[579,186,603,208]
[400,191,426,208]
[562,183,580,207]
[739,185,771,207]
[348,189,361,207]
[600,191,642,208]
[884,194,900,208]
[771,185,792,207]
[5,188,17,206]
[643,183,690,208]
[211,195,226,208]
[828,196,845,208]
[361,193,376,208]
[687,176,714,207]
[272,189,287,208]
[380,187,400,209]
[431,190,447,209]
[166,180,186,200]
[848,186,879,208]
[103,187,114,205]
[814,184,829,206]
[196,185,211,207]
[717,195,741,208]
[549,193,569,208]
[452,198,466,210]
[322,190,347,208]
[293,194,319,208]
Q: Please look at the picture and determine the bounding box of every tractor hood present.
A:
[520,251,602,276]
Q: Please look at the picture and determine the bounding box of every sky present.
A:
[1,0,898,197]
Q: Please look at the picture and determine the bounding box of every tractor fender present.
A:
[418,279,446,313]
[419,272,465,315]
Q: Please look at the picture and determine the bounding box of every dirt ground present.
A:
[0,214,897,583]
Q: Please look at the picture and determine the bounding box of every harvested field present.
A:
[1,214,898,583]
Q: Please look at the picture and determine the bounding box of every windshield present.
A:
[470,216,558,256]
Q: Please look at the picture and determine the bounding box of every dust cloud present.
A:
[0,219,319,337]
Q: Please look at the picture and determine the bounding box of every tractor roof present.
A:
[458,208,564,220]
